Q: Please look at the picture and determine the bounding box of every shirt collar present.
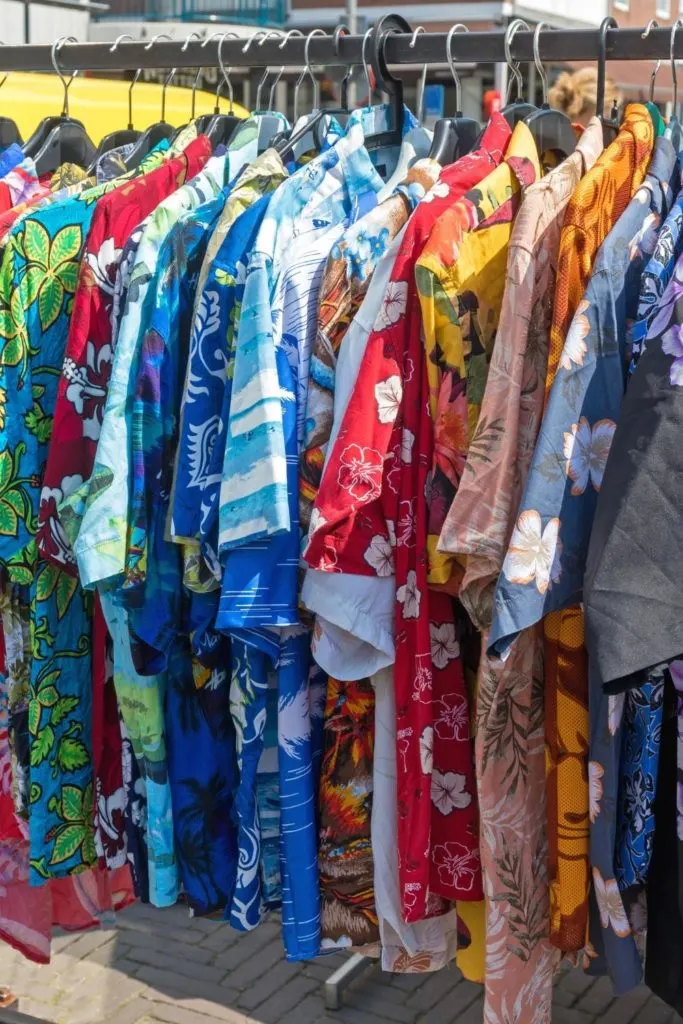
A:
[576,117,606,173]
[478,112,512,163]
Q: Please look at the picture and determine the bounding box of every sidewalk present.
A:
[2,902,680,1024]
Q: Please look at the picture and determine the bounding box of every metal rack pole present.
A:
[0,25,680,73]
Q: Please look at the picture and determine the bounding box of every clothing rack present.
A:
[0,16,678,1024]
[0,25,682,74]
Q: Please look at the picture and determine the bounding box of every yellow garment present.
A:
[543,104,654,952]
[4,72,247,146]
[415,121,542,591]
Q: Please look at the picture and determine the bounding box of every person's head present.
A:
[548,67,623,126]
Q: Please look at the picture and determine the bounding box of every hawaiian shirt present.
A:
[304,112,511,930]
[630,185,683,374]
[416,121,542,591]
[0,143,24,179]
[436,117,604,1024]
[170,149,288,581]
[490,132,675,963]
[217,105,418,556]
[299,158,441,537]
[37,135,212,576]
[0,156,40,215]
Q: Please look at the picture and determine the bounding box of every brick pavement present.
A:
[1,902,681,1024]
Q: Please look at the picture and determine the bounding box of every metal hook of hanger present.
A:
[446,24,468,115]
[255,30,282,110]
[596,16,618,122]
[276,30,306,120]
[532,22,553,107]
[672,20,683,114]
[642,20,661,104]
[333,25,354,109]
[180,33,201,117]
[194,31,224,117]
[362,27,374,104]
[243,30,270,109]
[109,35,138,129]
[302,29,326,112]
[216,32,239,113]
[409,27,427,123]
[503,19,529,104]
[268,65,286,110]
[143,33,174,122]
[51,35,79,117]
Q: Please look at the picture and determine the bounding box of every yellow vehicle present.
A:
[2,71,249,145]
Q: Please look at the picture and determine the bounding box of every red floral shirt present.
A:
[36,136,211,574]
[304,114,511,922]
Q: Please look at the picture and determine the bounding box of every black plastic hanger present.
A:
[500,19,538,127]
[524,23,576,161]
[89,35,142,170]
[429,24,481,164]
[597,17,620,146]
[0,48,22,149]
[124,34,176,171]
[365,13,408,152]
[24,36,95,167]
[31,36,97,176]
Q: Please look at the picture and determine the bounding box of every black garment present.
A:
[584,281,683,693]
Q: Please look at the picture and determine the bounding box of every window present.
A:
[613,0,629,11]
[657,0,671,15]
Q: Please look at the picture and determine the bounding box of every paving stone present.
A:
[421,980,483,1024]
[104,997,154,1024]
[212,922,282,974]
[558,968,599,999]
[220,938,287,989]
[122,946,226,984]
[554,988,579,1009]
[575,977,617,1016]
[553,1007,611,1024]
[404,967,462,1010]
[144,1003,247,1024]
[635,998,678,1024]
[54,926,117,961]
[236,959,304,1010]
[434,997,485,1024]
[135,966,240,1007]
[143,997,248,1023]
[346,990,418,1022]
[388,973,429,992]
[596,986,652,1024]
[336,1006,413,1024]
[116,918,206,946]
[251,976,321,1024]
[198,927,243,953]
[83,939,137,968]
[277,993,328,1024]
[118,930,217,965]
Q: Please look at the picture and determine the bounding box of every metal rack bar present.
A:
[0,25,680,73]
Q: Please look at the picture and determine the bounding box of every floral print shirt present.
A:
[415,121,542,591]
[304,113,511,927]
[0,155,40,215]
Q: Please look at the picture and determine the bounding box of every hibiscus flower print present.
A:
[563,417,616,495]
[374,281,408,331]
[432,841,479,893]
[559,299,590,370]
[397,568,421,619]
[401,427,415,464]
[608,692,625,736]
[429,622,460,670]
[431,771,472,815]
[397,498,416,547]
[413,659,433,703]
[419,726,433,774]
[661,325,683,386]
[589,761,604,823]
[64,340,112,441]
[363,534,394,576]
[502,510,562,594]
[336,444,383,503]
[434,693,469,741]
[386,519,396,548]
[592,867,631,938]
[375,375,403,424]
[86,237,122,297]
[423,180,449,203]
[308,507,326,538]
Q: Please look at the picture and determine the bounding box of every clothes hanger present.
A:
[277,29,331,160]
[23,36,85,157]
[428,24,481,164]
[596,17,620,147]
[123,34,176,170]
[524,23,577,161]
[89,35,143,166]
[202,32,244,148]
[226,31,289,153]
[32,36,98,176]
[641,21,667,138]
[500,19,537,126]
[365,13,409,152]
[0,43,22,148]
[166,32,203,143]
[268,30,306,151]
